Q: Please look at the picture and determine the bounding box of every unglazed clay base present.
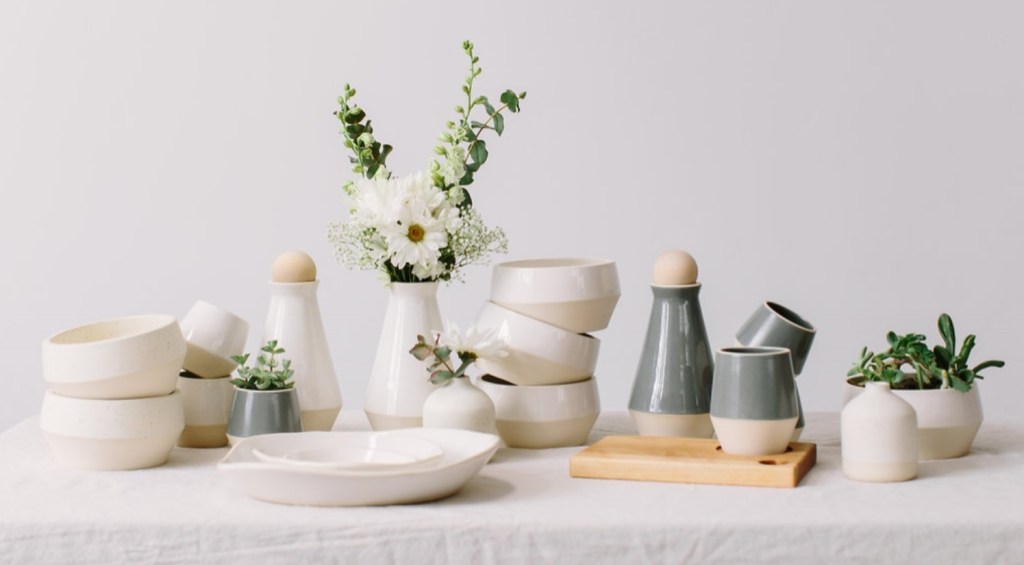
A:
[365,411,423,431]
[178,424,228,448]
[46,359,181,400]
[495,414,597,448]
[843,459,918,482]
[710,416,798,456]
[183,343,236,379]
[43,432,179,470]
[496,296,620,333]
[919,425,980,459]
[630,410,714,438]
[301,407,341,432]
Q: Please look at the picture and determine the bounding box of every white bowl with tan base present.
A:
[844,378,983,460]
[474,302,600,386]
[42,315,186,400]
[490,258,621,333]
[177,373,234,448]
[477,375,600,448]
[40,390,185,470]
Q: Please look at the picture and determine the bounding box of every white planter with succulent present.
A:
[411,325,507,435]
[327,41,526,430]
[845,313,1005,460]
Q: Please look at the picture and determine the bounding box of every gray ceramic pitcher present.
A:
[628,283,714,437]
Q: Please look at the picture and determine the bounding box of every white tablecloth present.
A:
[2,411,1023,564]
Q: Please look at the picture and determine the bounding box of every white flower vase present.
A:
[841,381,918,482]
[262,280,342,431]
[422,377,497,434]
[365,282,443,430]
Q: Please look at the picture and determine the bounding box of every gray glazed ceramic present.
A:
[628,284,713,415]
[710,347,798,420]
[227,388,303,439]
[735,301,816,375]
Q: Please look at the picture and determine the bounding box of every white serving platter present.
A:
[218,428,500,506]
[251,433,443,471]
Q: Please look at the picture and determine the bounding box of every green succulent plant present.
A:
[230,340,295,391]
[848,313,1005,391]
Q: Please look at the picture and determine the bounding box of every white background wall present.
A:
[2,0,1021,432]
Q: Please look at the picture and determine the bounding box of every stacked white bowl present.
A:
[475,258,620,448]
[40,315,187,470]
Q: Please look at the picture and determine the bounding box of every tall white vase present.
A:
[841,381,918,482]
[262,280,342,431]
[365,282,443,430]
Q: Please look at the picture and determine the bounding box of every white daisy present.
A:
[437,324,508,362]
[383,205,448,270]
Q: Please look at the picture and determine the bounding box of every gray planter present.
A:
[227,388,303,443]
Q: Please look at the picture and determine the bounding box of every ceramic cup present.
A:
[735,301,816,375]
[710,347,799,456]
[176,372,235,448]
[180,300,250,378]
[226,388,303,445]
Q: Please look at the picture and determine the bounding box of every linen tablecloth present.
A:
[1,411,1022,564]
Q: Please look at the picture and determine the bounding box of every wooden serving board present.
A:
[569,435,816,488]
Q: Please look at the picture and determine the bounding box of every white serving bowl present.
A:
[42,315,187,399]
[40,390,185,470]
[180,300,249,378]
[474,301,600,386]
[477,375,601,448]
[490,258,621,333]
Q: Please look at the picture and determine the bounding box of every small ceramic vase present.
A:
[842,382,918,482]
[262,280,342,432]
[365,282,443,430]
[226,388,303,445]
[710,347,798,456]
[628,283,714,438]
[422,377,497,435]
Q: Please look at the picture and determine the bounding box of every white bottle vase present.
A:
[261,280,342,431]
[365,282,443,430]
[422,377,497,434]
[841,381,918,482]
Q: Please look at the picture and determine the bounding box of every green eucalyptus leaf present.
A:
[410,343,434,361]
[493,112,505,135]
[430,369,453,385]
[470,139,488,166]
[500,89,520,112]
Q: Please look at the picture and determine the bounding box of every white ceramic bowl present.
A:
[180,300,249,378]
[40,390,185,470]
[474,302,600,386]
[477,375,601,448]
[42,314,187,399]
[490,258,621,333]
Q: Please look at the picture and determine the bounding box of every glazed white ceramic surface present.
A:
[474,301,600,386]
[251,434,443,471]
[422,377,497,434]
[40,390,184,470]
[844,379,982,459]
[261,281,342,431]
[842,382,918,482]
[365,283,444,430]
[489,258,621,333]
[477,375,600,448]
[180,300,249,378]
[42,314,186,400]
[218,429,500,506]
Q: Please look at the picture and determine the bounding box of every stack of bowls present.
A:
[475,258,620,448]
[177,301,249,448]
[40,315,188,470]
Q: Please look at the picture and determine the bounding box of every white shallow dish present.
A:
[251,434,444,471]
[218,429,500,506]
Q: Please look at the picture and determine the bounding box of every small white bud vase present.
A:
[841,381,918,482]
[422,377,497,435]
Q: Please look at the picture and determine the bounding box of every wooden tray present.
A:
[569,435,816,488]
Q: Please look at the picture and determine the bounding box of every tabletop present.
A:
[2,411,1023,564]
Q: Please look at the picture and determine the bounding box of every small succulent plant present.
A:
[231,340,295,391]
[848,313,1004,391]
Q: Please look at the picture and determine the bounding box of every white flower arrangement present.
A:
[328,41,526,284]
[410,324,508,385]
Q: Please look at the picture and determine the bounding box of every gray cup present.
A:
[710,347,798,455]
[735,302,816,375]
[227,388,303,442]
